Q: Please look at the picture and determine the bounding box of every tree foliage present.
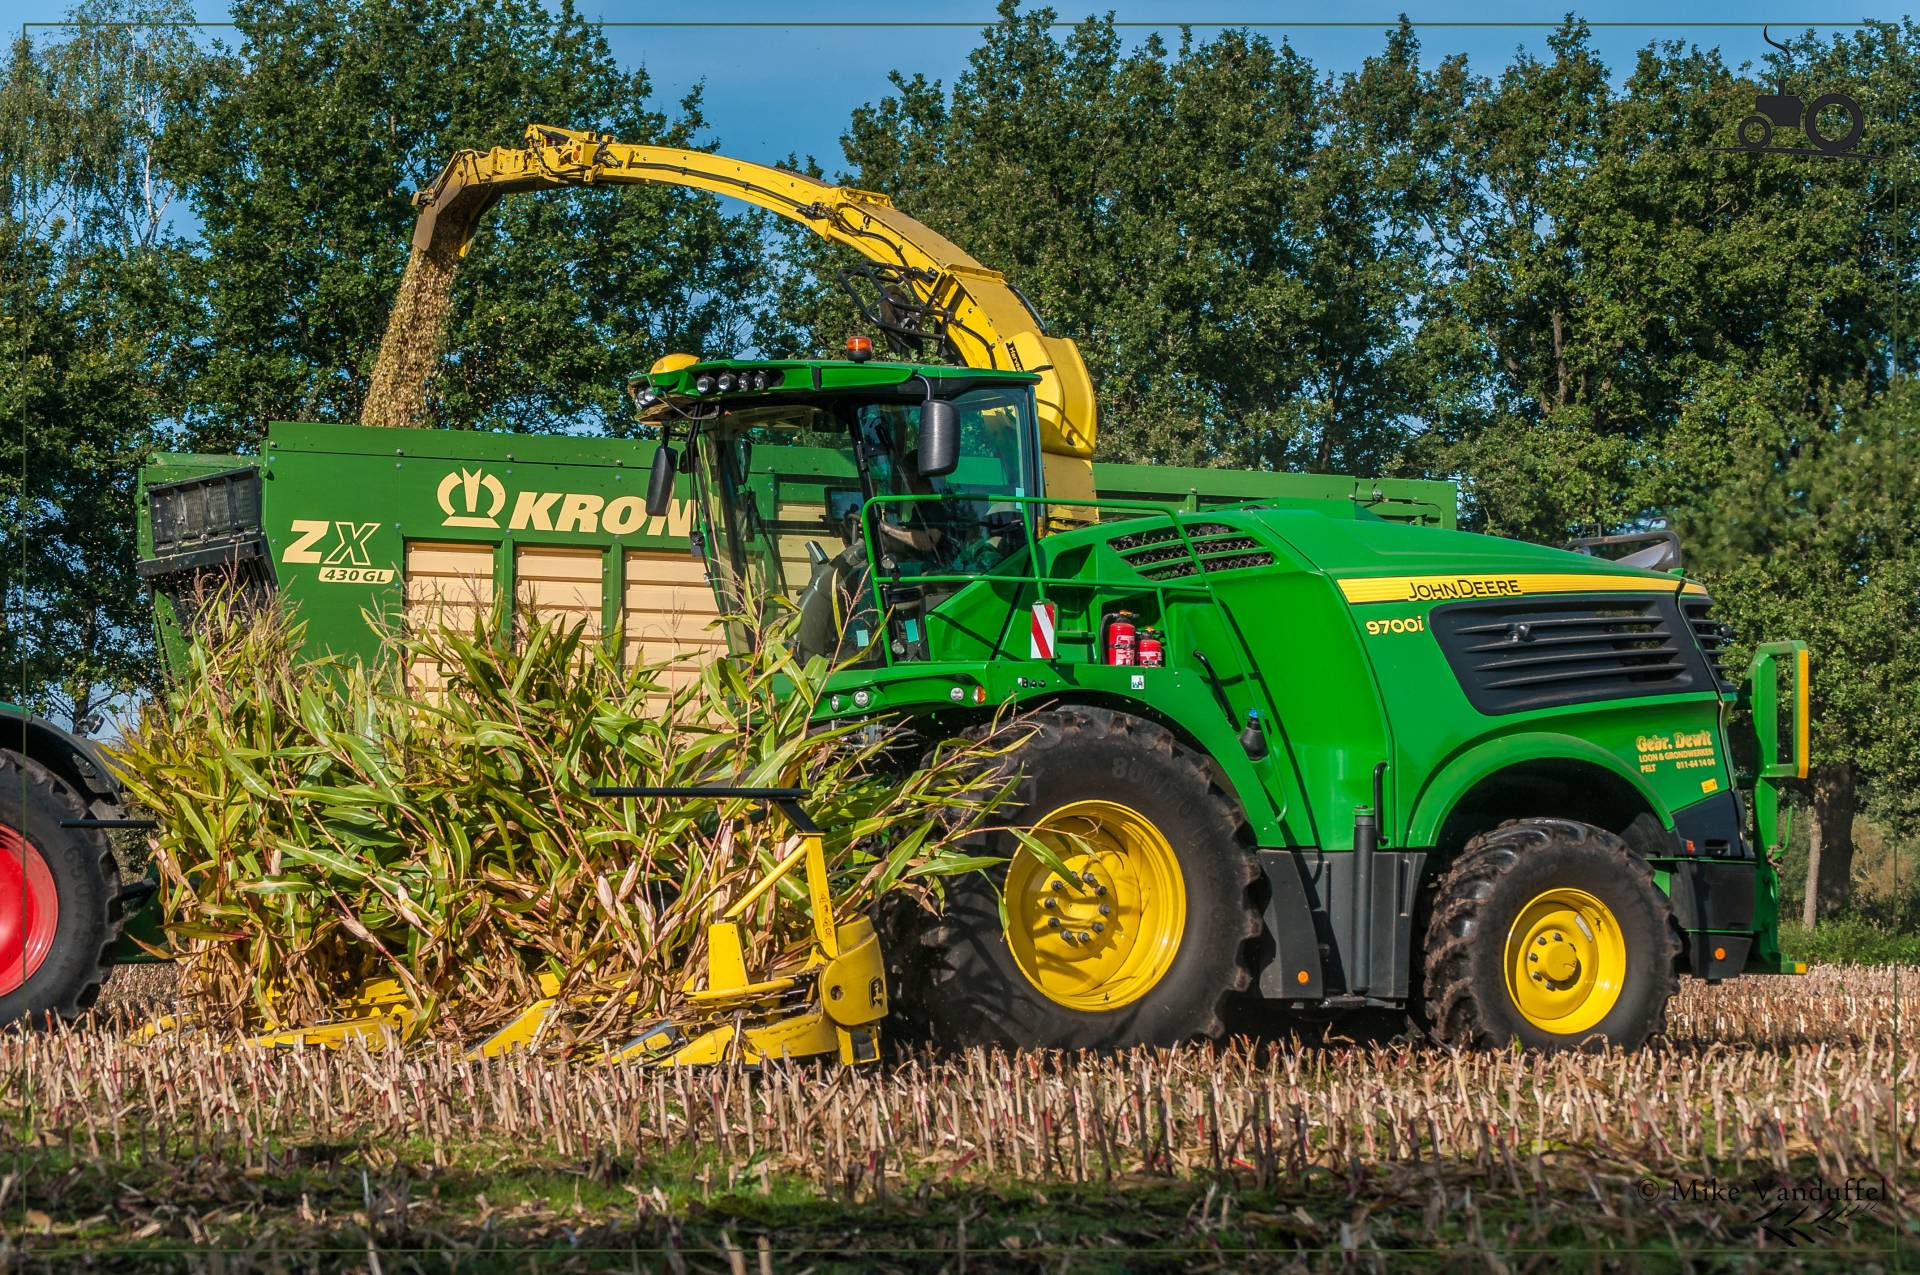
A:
[165,0,768,448]
[769,3,1443,477]
[2,0,207,727]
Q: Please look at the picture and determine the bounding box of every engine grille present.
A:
[1112,523,1275,582]
[1432,595,1716,714]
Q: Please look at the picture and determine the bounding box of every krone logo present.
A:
[438,468,506,528]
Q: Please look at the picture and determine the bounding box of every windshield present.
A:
[688,385,1038,663]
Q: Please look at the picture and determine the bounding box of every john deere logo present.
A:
[438,468,508,528]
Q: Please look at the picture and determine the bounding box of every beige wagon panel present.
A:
[622,550,725,670]
[516,544,604,639]
[404,540,496,693]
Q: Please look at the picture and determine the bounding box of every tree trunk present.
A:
[1800,762,1857,928]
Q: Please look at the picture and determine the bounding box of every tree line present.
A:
[4,0,1915,924]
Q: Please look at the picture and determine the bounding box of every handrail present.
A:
[854,492,1243,667]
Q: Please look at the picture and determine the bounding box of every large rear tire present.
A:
[1420,817,1679,1050]
[1,751,120,1026]
[892,706,1261,1049]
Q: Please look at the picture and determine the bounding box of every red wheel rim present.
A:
[2,824,58,995]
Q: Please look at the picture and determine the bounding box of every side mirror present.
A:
[645,445,677,517]
[917,398,959,478]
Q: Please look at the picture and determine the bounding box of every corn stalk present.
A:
[111,588,1024,1043]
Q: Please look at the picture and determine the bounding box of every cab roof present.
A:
[633,357,1040,400]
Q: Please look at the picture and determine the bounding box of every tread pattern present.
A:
[896,704,1261,1046]
[2,750,121,1023]
[1421,817,1681,1049]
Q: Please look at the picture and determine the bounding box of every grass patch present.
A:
[7,1134,1904,1272]
[1779,918,1920,966]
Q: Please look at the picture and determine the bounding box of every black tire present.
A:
[891,705,1261,1049]
[1419,817,1679,1051]
[1,751,120,1026]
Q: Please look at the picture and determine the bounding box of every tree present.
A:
[1655,23,1919,925]
[1681,384,1920,924]
[1403,19,1918,924]
[766,3,1436,476]
[165,0,769,449]
[1,1,208,728]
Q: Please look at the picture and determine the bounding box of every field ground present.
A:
[0,965,1912,1272]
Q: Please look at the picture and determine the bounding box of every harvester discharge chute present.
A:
[364,123,1099,510]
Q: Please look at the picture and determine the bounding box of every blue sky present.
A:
[8,2,1881,174]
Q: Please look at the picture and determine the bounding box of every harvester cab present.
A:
[632,352,1048,669]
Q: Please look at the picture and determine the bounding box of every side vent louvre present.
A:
[1433,595,1715,714]
[1681,596,1735,688]
[1112,523,1274,582]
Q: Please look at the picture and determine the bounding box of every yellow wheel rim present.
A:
[1503,887,1627,1035]
[1004,800,1186,1011]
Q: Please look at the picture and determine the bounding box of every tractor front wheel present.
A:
[892,706,1261,1050]
[1419,817,1679,1050]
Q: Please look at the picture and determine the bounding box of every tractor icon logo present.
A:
[1721,28,1867,159]
[437,467,506,528]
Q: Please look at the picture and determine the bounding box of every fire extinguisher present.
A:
[1104,612,1139,666]
[1137,628,1165,667]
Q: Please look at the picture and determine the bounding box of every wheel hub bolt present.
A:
[1075,932,1091,944]
[1043,898,1057,910]
[1081,871,1097,884]
[1051,880,1066,892]
[1095,885,1108,897]
[1098,904,1111,916]
[1091,922,1104,934]
[1049,917,1062,929]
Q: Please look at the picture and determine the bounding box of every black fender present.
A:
[0,704,127,819]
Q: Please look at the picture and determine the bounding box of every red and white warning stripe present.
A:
[1030,601,1057,660]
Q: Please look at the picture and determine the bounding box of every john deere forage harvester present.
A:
[601,352,1808,1055]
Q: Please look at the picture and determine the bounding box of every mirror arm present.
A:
[645,424,680,518]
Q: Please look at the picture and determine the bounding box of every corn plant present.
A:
[111,586,1025,1043]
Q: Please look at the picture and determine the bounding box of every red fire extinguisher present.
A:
[1104,612,1139,666]
[1137,628,1165,667]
